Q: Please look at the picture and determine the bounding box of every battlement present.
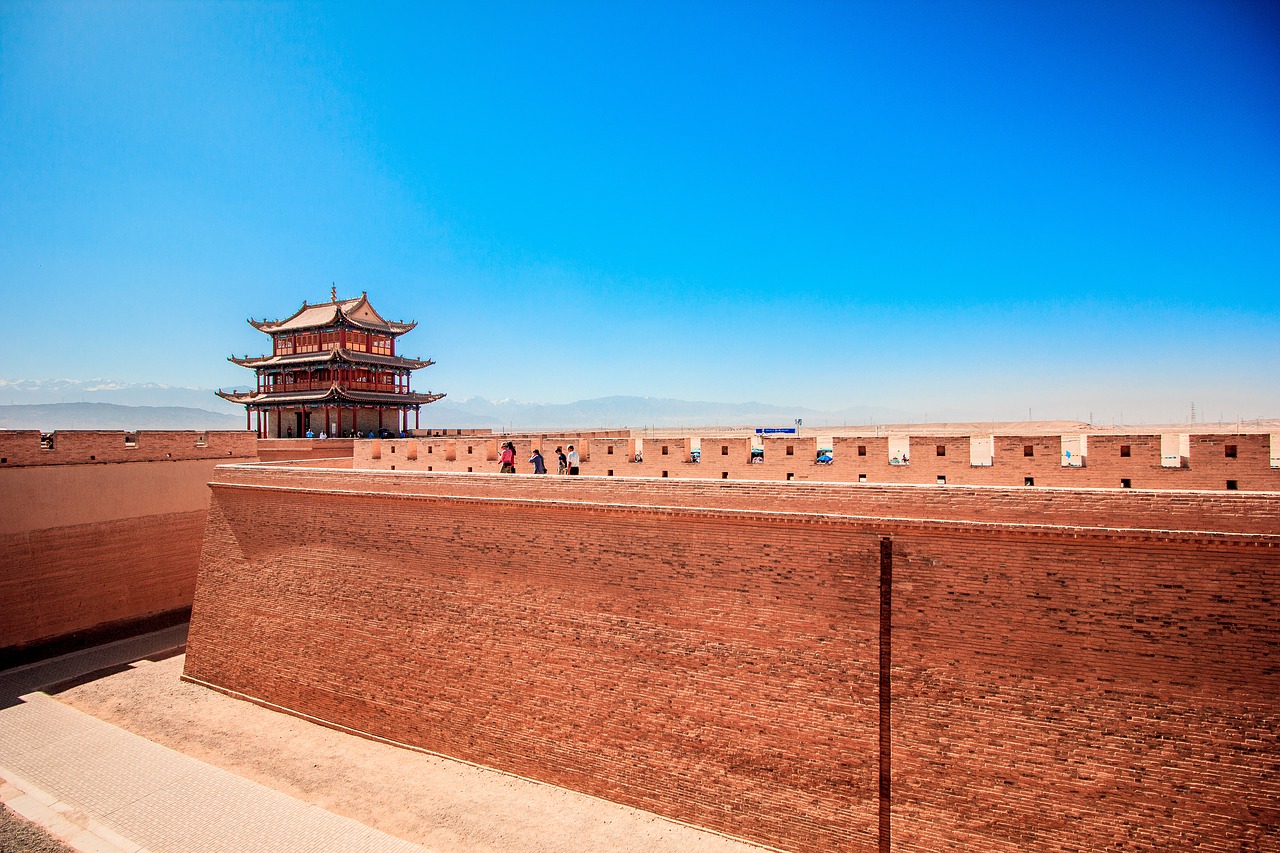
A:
[349,430,1280,491]
[186,464,1280,851]
[0,430,257,467]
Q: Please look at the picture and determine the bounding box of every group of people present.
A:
[499,442,579,475]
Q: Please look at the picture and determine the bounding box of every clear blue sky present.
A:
[2,1,1277,423]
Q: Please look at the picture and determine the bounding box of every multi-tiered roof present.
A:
[218,291,444,436]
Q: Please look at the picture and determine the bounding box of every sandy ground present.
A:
[50,654,764,853]
[0,802,77,853]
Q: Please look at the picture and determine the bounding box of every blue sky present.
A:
[1,1,1276,424]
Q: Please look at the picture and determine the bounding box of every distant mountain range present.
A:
[0,403,244,430]
[0,379,915,430]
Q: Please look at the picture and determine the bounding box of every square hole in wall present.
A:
[467,466,473,473]
[857,445,867,456]
[721,446,729,455]
[1120,445,1131,457]
[607,446,614,455]
[858,473,867,483]
[427,466,433,471]
[1226,479,1238,490]
[936,445,946,457]
[786,472,794,480]
[1024,476,1035,486]
[391,445,396,453]
[467,446,473,454]
[390,465,395,470]
[721,471,729,479]
[785,445,794,456]
[1225,444,1238,458]
[607,469,614,476]
[662,446,669,455]
[1121,478,1132,488]
[427,446,433,453]
[937,475,946,484]
[1023,445,1034,457]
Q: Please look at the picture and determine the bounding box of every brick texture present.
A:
[0,432,258,653]
[0,511,207,648]
[185,468,1279,852]
[346,432,1280,491]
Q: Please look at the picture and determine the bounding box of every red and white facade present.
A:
[218,292,445,438]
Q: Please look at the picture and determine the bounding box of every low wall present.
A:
[0,429,255,467]
[0,431,258,660]
[350,432,1280,491]
[184,467,1279,852]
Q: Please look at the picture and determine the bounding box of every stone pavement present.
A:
[0,627,426,853]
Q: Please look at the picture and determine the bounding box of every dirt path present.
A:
[52,654,764,852]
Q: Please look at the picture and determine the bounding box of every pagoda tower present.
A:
[218,290,445,438]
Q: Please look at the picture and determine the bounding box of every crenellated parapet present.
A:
[0,430,257,467]
[347,430,1280,491]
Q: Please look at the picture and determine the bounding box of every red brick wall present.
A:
[348,432,1280,491]
[256,438,355,462]
[185,468,1279,852]
[889,527,1277,852]
[0,430,255,467]
[0,511,206,649]
[0,435,257,653]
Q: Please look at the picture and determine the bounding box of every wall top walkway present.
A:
[210,464,1280,538]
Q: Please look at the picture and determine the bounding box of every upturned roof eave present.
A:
[227,349,434,369]
[246,293,416,336]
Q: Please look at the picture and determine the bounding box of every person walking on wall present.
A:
[530,448,547,474]
[567,444,580,475]
[499,441,516,474]
[556,446,568,475]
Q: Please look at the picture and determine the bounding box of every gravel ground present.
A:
[0,803,76,853]
[49,655,763,852]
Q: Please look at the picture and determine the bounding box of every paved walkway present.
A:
[0,628,426,853]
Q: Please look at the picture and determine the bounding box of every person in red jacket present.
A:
[499,441,516,473]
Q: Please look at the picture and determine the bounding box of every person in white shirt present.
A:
[567,445,580,475]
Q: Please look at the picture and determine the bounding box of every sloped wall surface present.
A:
[0,431,257,655]
[185,467,1279,852]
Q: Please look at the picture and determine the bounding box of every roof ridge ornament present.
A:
[332,284,338,302]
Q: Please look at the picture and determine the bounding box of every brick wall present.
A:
[0,430,255,467]
[0,432,258,656]
[346,432,1280,491]
[0,511,206,650]
[184,468,1279,852]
